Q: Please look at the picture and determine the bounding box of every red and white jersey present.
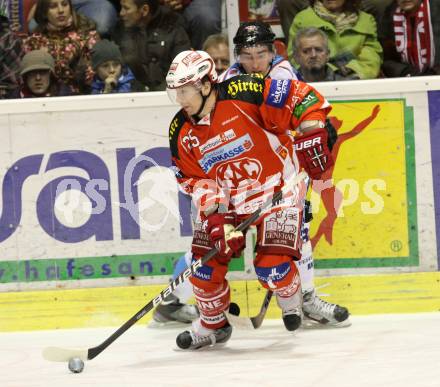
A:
[169,75,330,215]
[218,54,302,82]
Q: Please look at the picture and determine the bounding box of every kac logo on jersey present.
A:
[216,158,262,187]
[199,134,254,173]
[267,79,291,108]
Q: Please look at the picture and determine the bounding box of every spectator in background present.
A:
[108,0,121,13]
[202,34,230,74]
[276,0,393,42]
[287,0,383,80]
[0,0,8,20]
[8,49,75,98]
[161,0,221,50]
[379,0,440,77]
[24,0,99,94]
[110,0,191,91]
[28,0,118,37]
[361,0,394,23]
[293,27,360,81]
[276,0,309,39]
[90,39,144,93]
[0,0,27,32]
[71,0,118,37]
[0,8,24,98]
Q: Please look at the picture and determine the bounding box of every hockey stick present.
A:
[226,289,273,329]
[42,171,307,362]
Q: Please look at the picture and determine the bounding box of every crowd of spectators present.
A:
[0,0,439,100]
[286,0,383,80]
[281,0,439,81]
[0,0,220,97]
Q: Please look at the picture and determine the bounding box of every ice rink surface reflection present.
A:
[1,313,440,387]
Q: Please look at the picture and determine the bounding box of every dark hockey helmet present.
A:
[233,21,276,56]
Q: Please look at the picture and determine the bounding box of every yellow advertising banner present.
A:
[310,100,418,268]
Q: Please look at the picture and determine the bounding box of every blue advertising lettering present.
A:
[0,147,192,244]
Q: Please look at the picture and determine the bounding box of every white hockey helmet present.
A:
[166,50,218,90]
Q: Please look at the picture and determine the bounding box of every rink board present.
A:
[1,271,439,332]
[309,99,417,267]
[0,77,439,294]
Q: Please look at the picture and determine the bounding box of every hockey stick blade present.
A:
[43,347,88,362]
[42,171,307,362]
[226,290,273,329]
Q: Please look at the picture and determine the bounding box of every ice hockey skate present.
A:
[302,289,350,326]
[153,294,199,324]
[176,319,233,350]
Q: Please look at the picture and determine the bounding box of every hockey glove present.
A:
[295,127,334,180]
[206,212,245,259]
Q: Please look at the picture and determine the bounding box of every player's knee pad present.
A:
[189,254,229,290]
[192,281,230,329]
[254,254,299,291]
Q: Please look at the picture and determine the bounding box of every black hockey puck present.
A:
[176,331,192,349]
[229,302,240,316]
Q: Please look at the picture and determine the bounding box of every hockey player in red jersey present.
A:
[166,50,334,350]
[155,21,349,327]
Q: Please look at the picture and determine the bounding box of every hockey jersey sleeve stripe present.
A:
[169,110,186,159]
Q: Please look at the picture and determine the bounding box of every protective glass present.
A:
[166,84,201,106]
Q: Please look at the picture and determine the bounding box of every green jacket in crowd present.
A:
[287,7,383,80]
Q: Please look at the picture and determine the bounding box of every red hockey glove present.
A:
[206,212,245,258]
[294,127,334,180]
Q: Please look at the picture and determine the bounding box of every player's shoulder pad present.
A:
[217,74,265,105]
[169,109,187,159]
[265,78,293,109]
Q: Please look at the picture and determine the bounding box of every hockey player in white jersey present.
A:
[218,21,301,82]
[153,21,349,327]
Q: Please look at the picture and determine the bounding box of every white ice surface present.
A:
[1,313,440,387]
